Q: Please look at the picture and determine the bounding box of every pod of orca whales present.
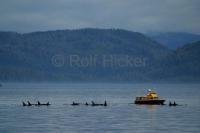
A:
[22,100,107,107]
[22,100,179,107]
[22,101,50,106]
[71,101,107,106]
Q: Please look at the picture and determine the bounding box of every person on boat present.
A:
[27,101,32,106]
[85,102,89,106]
[104,101,107,106]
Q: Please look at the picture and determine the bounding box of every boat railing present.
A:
[136,96,160,100]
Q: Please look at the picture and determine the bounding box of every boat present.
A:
[134,89,165,105]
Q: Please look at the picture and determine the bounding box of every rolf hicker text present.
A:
[52,54,147,68]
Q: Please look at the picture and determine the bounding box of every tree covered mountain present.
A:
[0,29,199,82]
[148,41,200,82]
[147,32,200,49]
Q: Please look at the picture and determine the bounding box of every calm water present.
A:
[0,83,200,133]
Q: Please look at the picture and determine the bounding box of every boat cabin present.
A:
[146,91,158,99]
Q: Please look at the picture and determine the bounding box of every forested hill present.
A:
[148,41,200,82]
[0,28,199,82]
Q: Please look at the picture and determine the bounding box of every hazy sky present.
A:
[0,0,199,33]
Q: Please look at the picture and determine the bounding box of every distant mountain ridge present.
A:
[0,28,199,82]
[147,32,200,49]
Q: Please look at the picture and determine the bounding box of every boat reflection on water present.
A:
[136,104,160,111]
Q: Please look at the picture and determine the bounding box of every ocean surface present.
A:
[0,83,199,133]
